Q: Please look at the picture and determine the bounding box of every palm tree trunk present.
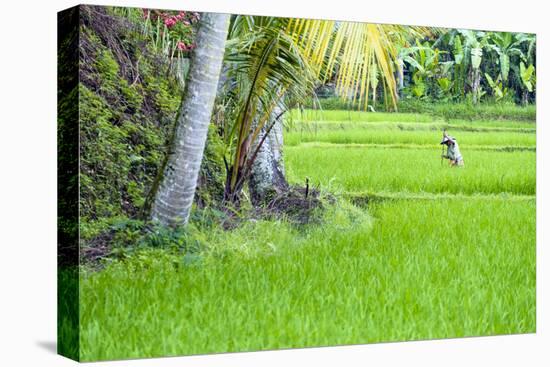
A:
[269,110,285,175]
[249,106,288,205]
[149,13,230,226]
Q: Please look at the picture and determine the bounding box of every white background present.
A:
[0,0,548,365]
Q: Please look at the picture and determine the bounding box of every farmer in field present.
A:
[441,132,464,167]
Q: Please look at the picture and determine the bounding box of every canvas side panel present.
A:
[57,5,80,362]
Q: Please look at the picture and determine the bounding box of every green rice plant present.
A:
[74,107,536,361]
[289,109,435,123]
[285,145,535,195]
[287,109,536,129]
[288,120,535,134]
[285,128,536,147]
[77,199,535,360]
[290,107,536,124]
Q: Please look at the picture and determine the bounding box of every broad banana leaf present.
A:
[499,53,510,81]
[471,46,482,69]
[520,62,535,92]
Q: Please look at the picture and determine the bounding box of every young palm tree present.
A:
[220,18,317,204]
[148,12,231,226]
[221,16,432,204]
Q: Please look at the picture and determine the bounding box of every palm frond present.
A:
[286,19,433,110]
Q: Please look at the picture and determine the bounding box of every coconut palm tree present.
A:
[147,12,231,226]
[150,14,432,214]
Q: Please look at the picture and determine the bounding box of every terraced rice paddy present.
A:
[78,109,536,361]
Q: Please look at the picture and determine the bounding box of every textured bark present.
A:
[249,107,288,206]
[150,13,230,226]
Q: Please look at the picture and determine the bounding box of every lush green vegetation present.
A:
[61,5,536,362]
[289,109,536,127]
[77,199,535,360]
[78,197,534,361]
[76,109,535,360]
[76,6,225,228]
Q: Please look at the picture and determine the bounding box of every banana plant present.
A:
[519,61,536,105]
[400,40,447,99]
[455,29,490,104]
[519,62,535,92]
[484,73,508,101]
[486,32,524,82]
[514,33,536,65]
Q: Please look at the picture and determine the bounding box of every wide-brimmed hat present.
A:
[440,136,455,145]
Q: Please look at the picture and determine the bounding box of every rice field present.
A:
[286,146,535,195]
[286,125,535,147]
[77,109,536,361]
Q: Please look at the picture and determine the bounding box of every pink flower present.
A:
[164,17,176,28]
[177,41,187,51]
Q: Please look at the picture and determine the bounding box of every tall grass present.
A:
[78,199,535,361]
